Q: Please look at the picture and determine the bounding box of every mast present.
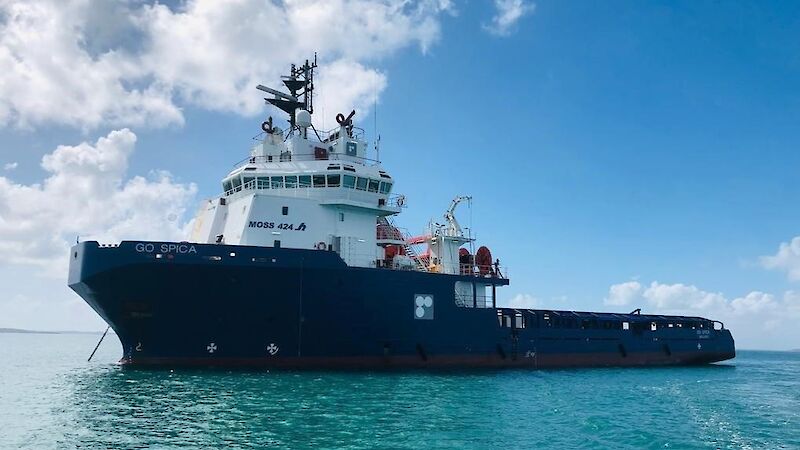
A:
[257,53,317,131]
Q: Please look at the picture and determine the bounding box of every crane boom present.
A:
[443,195,472,237]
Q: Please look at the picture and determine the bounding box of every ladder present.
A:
[386,217,429,272]
[403,240,430,272]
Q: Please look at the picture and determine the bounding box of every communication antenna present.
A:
[373,70,379,161]
[256,53,317,132]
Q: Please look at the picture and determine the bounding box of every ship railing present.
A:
[454,290,471,307]
[233,150,380,169]
[458,263,508,279]
[385,216,432,272]
[319,126,366,142]
[376,223,406,241]
[225,179,406,209]
[251,125,366,143]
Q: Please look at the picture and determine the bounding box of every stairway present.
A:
[386,217,429,272]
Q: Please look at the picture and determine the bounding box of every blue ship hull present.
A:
[68,241,735,368]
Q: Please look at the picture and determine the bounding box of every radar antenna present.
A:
[256,53,317,131]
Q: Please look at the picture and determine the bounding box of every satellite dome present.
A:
[295,109,312,128]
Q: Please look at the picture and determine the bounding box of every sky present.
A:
[0,0,799,350]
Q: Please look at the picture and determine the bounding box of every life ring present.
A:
[316,241,327,250]
[396,195,405,207]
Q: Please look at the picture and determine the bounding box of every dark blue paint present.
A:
[68,241,735,368]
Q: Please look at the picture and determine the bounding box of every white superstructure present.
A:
[189,56,504,277]
[189,120,401,268]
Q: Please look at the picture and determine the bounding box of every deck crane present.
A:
[443,195,472,238]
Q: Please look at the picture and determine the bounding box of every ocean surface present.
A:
[0,334,798,449]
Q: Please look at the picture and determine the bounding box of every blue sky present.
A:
[1,0,799,349]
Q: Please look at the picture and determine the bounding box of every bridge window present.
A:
[271,176,284,189]
[285,176,297,188]
[327,174,341,187]
[343,175,356,189]
[243,176,254,188]
[368,179,380,193]
[313,175,326,188]
[356,177,368,191]
[231,176,242,190]
[298,175,311,188]
[379,181,392,194]
[257,177,269,189]
[223,180,232,192]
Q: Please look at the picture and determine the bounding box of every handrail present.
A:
[459,263,508,279]
[252,125,366,143]
[233,152,382,169]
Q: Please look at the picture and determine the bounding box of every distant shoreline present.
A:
[0,327,110,335]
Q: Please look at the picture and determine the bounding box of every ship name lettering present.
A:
[134,242,196,254]
[249,221,306,231]
[160,243,197,254]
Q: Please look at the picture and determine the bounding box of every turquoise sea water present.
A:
[0,334,798,449]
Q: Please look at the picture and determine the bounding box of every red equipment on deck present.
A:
[475,246,492,275]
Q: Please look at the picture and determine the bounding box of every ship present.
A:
[68,57,735,368]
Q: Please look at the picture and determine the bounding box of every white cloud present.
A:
[760,236,800,282]
[0,0,453,130]
[642,282,728,313]
[0,0,183,130]
[605,280,642,306]
[604,280,800,349]
[729,291,778,315]
[312,59,387,129]
[3,162,17,171]
[0,129,196,277]
[484,0,534,37]
[505,293,538,309]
